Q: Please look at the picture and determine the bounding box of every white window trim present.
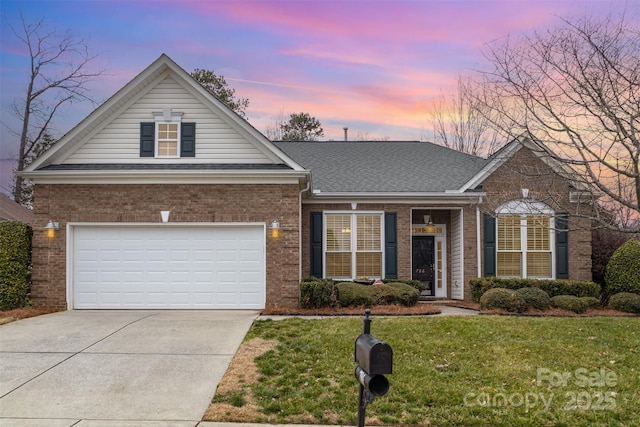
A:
[323,211,385,280]
[496,199,555,279]
[153,109,183,158]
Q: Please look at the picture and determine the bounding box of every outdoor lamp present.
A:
[270,220,280,238]
[45,220,59,238]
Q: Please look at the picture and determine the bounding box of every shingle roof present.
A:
[274,141,488,193]
[0,194,33,224]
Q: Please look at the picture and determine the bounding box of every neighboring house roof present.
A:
[0,194,33,224]
[274,141,489,194]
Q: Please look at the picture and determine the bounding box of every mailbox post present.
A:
[354,309,392,427]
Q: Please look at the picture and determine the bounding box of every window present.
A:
[496,201,554,278]
[157,122,179,157]
[140,109,196,158]
[325,213,383,279]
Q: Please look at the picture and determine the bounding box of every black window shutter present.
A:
[180,122,196,157]
[384,212,398,279]
[484,213,497,277]
[556,213,569,279]
[310,212,323,278]
[140,122,155,157]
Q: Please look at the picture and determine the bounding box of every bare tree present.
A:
[425,76,504,156]
[7,14,103,205]
[263,109,286,140]
[469,10,639,231]
[350,131,390,141]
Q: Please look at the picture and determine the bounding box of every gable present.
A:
[63,75,275,165]
[460,136,590,194]
[23,54,304,178]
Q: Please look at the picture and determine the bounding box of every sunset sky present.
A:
[0,0,631,195]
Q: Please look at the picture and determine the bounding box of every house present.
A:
[22,54,592,311]
[0,193,33,224]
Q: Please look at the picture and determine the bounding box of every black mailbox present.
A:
[354,333,393,376]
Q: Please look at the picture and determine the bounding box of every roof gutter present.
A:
[304,191,485,205]
[20,169,310,185]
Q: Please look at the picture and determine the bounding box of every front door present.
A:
[412,236,435,296]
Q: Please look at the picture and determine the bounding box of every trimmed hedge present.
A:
[480,288,527,313]
[336,282,419,307]
[300,277,337,308]
[551,295,588,314]
[0,221,32,310]
[605,239,640,297]
[382,278,427,292]
[515,287,551,310]
[470,277,600,302]
[609,292,640,314]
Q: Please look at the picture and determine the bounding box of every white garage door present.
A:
[71,225,265,309]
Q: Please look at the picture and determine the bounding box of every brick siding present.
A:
[31,183,300,310]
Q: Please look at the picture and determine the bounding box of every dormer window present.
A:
[140,108,195,158]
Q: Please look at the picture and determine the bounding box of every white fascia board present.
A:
[167,61,307,172]
[302,192,485,205]
[458,142,521,192]
[26,58,170,171]
[23,169,308,185]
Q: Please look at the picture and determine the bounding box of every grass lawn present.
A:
[206,315,640,426]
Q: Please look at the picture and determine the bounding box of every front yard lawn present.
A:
[206,315,640,426]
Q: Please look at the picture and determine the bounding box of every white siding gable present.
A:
[65,75,276,164]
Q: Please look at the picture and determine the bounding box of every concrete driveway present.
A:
[0,310,258,427]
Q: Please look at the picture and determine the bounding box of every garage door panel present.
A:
[72,225,265,309]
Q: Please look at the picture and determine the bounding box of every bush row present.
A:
[0,221,32,310]
[336,282,419,307]
[300,277,420,308]
[470,277,600,303]
[480,287,604,314]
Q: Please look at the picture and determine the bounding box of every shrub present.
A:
[551,295,588,314]
[385,282,420,306]
[515,287,551,310]
[591,229,632,298]
[580,297,602,309]
[382,278,427,292]
[479,288,527,313]
[608,292,640,314]
[336,282,419,307]
[300,278,337,308]
[470,277,600,302]
[605,239,640,297]
[0,221,32,310]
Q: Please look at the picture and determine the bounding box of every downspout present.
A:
[476,206,482,278]
[298,175,311,305]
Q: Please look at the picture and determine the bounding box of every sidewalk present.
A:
[257,303,479,321]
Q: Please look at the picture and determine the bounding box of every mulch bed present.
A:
[261,303,442,316]
[0,308,58,325]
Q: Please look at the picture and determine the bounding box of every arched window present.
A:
[495,200,554,278]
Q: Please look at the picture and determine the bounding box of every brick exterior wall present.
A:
[301,203,459,297]
[31,183,300,310]
[31,146,592,309]
[299,146,593,302]
[480,146,593,282]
